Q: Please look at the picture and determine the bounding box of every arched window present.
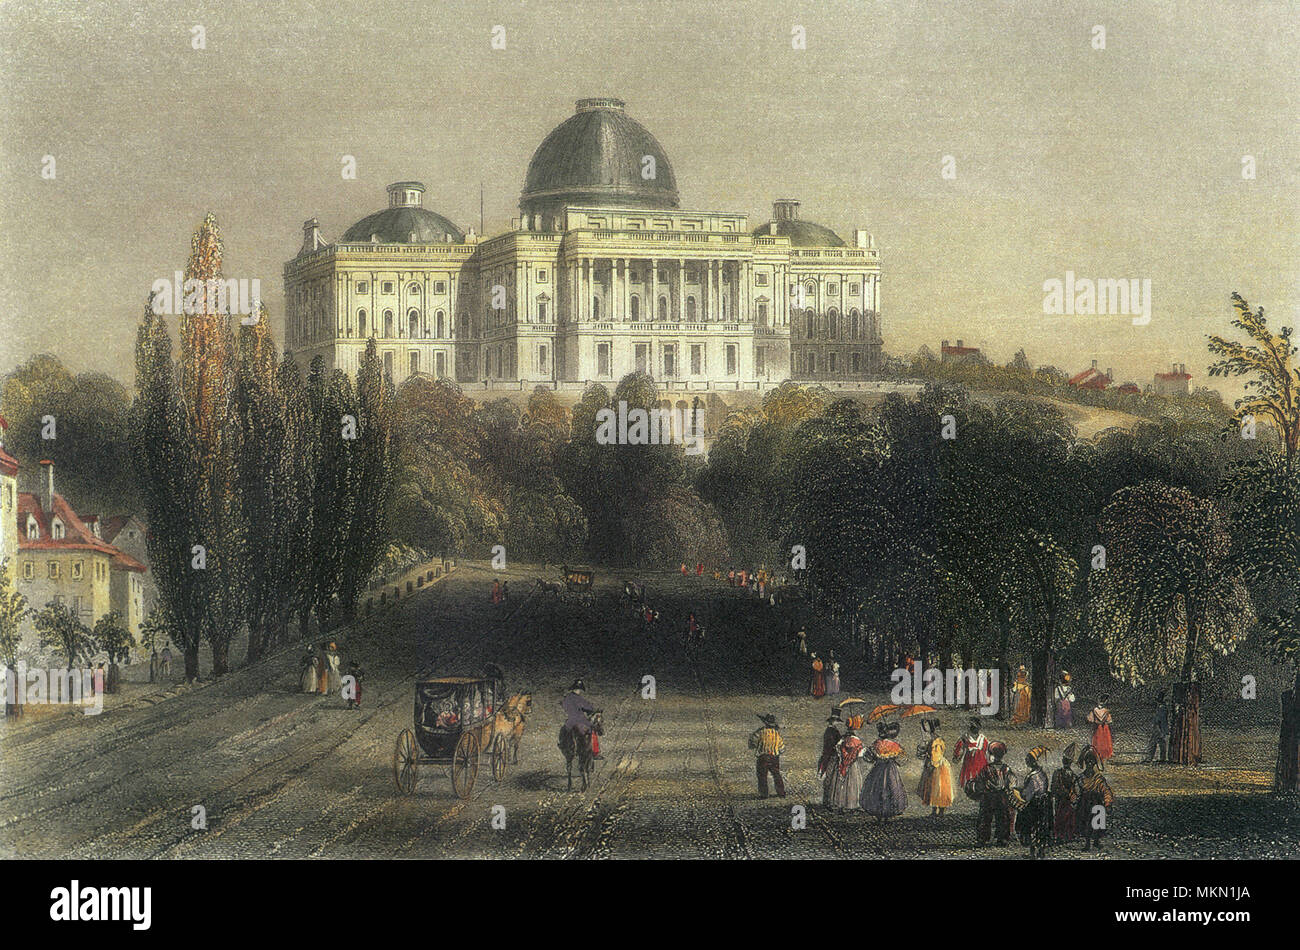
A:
[436,310,445,338]
[686,296,697,321]
[358,309,367,336]
[809,353,818,375]
[630,295,640,321]
[408,309,419,338]
[851,309,861,338]
[658,296,668,322]
[383,310,394,338]
[827,308,839,339]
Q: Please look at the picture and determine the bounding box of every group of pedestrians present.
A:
[299,641,363,709]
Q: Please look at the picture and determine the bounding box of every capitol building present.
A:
[283,97,883,397]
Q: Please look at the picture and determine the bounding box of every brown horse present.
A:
[494,691,534,763]
[559,711,604,791]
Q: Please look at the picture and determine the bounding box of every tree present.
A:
[34,601,95,670]
[0,560,28,668]
[1089,481,1255,764]
[92,612,134,664]
[1208,293,1299,467]
[1223,453,1300,792]
[138,607,173,655]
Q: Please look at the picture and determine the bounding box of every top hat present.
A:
[758,713,779,728]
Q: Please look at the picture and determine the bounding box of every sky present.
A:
[1,0,1296,398]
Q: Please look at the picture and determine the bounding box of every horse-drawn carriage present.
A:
[559,565,596,607]
[393,673,520,798]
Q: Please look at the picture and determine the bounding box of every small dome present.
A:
[752,199,844,246]
[521,99,679,218]
[341,182,464,244]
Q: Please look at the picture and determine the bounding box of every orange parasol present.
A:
[867,703,937,723]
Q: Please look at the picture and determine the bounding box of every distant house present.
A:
[1069,360,1113,391]
[100,514,156,621]
[15,460,147,647]
[940,338,983,365]
[1154,363,1192,396]
[1116,382,1141,395]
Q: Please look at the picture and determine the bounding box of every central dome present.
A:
[521,98,679,222]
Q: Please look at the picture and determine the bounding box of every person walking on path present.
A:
[1053,672,1075,728]
[1145,689,1170,763]
[810,653,826,698]
[818,707,845,806]
[1077,746,1115,851]
[826,651,841,694]
[1086,696,1114,765]
[917,718,954,816]
[749,714,786,799]
[953,717,991,788]
[1050,743,1081,844]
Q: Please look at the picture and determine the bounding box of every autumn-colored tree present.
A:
[1208,293,1299,466]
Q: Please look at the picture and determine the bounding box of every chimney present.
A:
[1106,367,1113,380]
[1091,359,1098,370]
[854,229,868,249]
[956,339,964,349]
[301,218,322,254]
[941,339,949,350]
[38,459,54,513]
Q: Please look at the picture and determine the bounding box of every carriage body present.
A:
[559,565,596,606]
[393,674,511,798]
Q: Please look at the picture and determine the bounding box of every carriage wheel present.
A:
[490,734,509,782]
[452,732,480,799]
[393,729,419,795]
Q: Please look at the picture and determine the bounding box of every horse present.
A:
[494,690,534,763]
[535,578,564,597]
[558,711,604,791]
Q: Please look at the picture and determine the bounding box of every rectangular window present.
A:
[538,301,548,322]
[73,595,82,614]
[597,343,611,377]
[691,344,703,375]
[384,351,394,377]
[757,302,768,325]
[356,281,368,293]
[634,344,648,375]
[829,352,838,373]
[48,561,59,579]
[435,351,446,378]
[756,347,766,375]
[850,283,860,295]
[537,270,547,282]
[409,350,420,376]
[663,344,677,378]
[538,344,549,373]
[23,561,33,580]
[726,344,737,376]
[72,561,83,580]
[852,352,862,374]
[434,281,447,294]
[828,283,839,295]
[755,273,769,286]
[383,281,394,294]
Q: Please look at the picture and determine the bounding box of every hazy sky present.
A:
[1,0,1296,397]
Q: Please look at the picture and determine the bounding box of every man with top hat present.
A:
[561,679,602,760]
[818,706,845,805]
[748,713,786,798]
[1015,746,1054,858]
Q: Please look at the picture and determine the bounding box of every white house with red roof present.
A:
[15,460,146,647]
[1154,363,1192,396]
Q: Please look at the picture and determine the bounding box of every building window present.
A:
[409,350,420,376]
[850,283,860,296]
[755,272,769,286]
[26,516,39,539]
[538,344,549,374]
[757,347,766,375]
[537,270,547,282]
[630,295,640,321]
[48,561,59,579]
[726,344,737,376]
[436,310,445,337]
[409,283,420,295]
[809,353,818,375]
[434,281,447,294]
[23,561,34,580]
[829,352,839,373]
[357,281,368,294]
[851,310,860,338]
[852,352,862,374]
[382,281,394,294]
[72,561,83,580]
[592,296,601,320]
[384,351,394,377]
[435,351,446,378]
[757,302,768,326]
[51,518,64,540]
[634,344,649,375]
[597,343,611,377]
[358,309,367,336]
[686,296,697,321]
[408,310,419,338]
[384,310,394,337]
[828,283,839,295]
[691,344,703,376]
[657,296,668,322]
[663,344,677,377]
[537,301,547,322]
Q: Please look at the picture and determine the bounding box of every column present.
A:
[706,260,714,322]
[677,259,686,322]
[622,258,631,321]
[650,258,658,324]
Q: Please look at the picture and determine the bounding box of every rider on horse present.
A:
[561,679,602,760]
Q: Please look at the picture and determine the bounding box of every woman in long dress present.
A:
[326,645,343,695]
[861,721,908,821]
[917,718,954,815]
[810,654,826,698]
[1054,672,1075,728]
[1016,748,1054,858]
[1086,695,1114,763]
[1011,666,1032,725]
[300,652,319,694]
[828,726,867,810]
[826,652,841,695]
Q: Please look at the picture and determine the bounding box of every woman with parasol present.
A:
[827,719,868,811]
[917,717,954,816]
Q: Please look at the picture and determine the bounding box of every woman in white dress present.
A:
[300,652,319,694]
[326,648,343,694]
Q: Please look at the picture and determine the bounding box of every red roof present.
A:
[0,446,16,479]
[17,492,146,572]
[1068,367,1111,389]
[1155,371,1192,381]
[1116,382,1141,394]
[941,344,981,356]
